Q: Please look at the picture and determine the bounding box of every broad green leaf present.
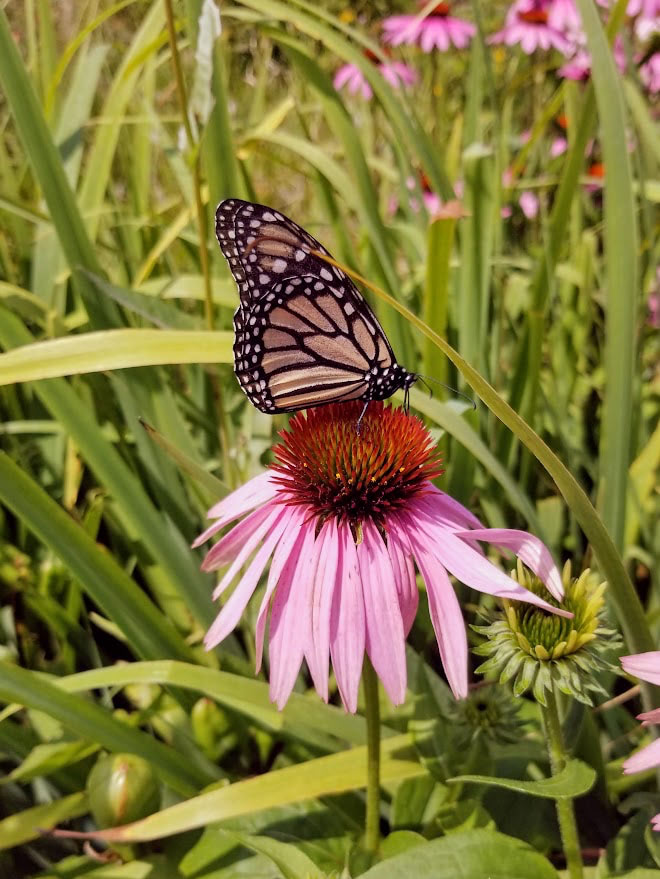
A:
[218,830,326,879]
[450,759,596,800]
[360,829,559,878]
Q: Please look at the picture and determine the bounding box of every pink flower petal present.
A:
[358,520,407,706]
[416,487,484,531]
[454,528,564,601]
[306,519,339,702]
[652,812,660,831]
[208,505,283,599]
[269,523,317,708]
[193,472,277,547]
[410,518,572,617]
[623,736,660,775]
[382,15,422,46]
[201,504,274,571]
[395,514,468,699]
[330,524,365,713]
[386,525,418,636]
[203,509,288,650]
[254,506,308,671]
[621,652,660,686]
[637,708,660,726]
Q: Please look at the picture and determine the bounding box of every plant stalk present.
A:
[542,686,584,879]
[362,656,381,855]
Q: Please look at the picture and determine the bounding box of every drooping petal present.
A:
[623,737,660,775]
[411,515,572,617]
[416,488,484,531]
[386,524,418,636]
[637,708,660,726]
[268,523,317,708]
[621,652,660,686]
[192,472,277,547]
[200,504,274,571]
[454,528,564,601]
[358,520,407,706]
[209,505,284,599]
[203,509,290,650]
[254,505,308,671]
[395,514,468,699]
[306,519,340,702]
[330,523,366,713]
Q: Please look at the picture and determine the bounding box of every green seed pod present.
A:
[86,753,160,828]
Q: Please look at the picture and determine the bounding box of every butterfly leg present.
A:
[355,400,370,435]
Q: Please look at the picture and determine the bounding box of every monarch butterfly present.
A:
[215,199,416,420]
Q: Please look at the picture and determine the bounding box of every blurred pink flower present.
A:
[640,51,660,92]
[548,0,584,45]
[195,403,568,711]
[334,52,417,99]
[628,0,660,39]
[558,37,626,80]
[489,0,573,54]
[647,267,660,327]
[550,136,568,157]
[621,652,660,830]
[383,3,476,52]
[519,190,540,218]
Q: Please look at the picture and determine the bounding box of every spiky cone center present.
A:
[271,401,443,529]
[505,561,605,660]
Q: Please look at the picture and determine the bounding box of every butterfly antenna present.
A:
[415,374,477,410]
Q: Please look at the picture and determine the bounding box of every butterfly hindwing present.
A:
[215,199,413,413]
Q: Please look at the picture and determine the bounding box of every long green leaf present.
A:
[576,0,639,553]
[0,792,88,851]
[0,328,232,385]
[56,733,423,842]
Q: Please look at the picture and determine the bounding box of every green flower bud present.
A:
[86,753,160,828]
[472,561,620,706]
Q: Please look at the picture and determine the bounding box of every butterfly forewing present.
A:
[215,198,414,413]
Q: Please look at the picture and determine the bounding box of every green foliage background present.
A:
[0,0,658,875]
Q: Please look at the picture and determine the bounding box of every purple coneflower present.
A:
[194,402,568,712]
[489,0,573,54]
[382,2,476,52]
[621,651,660,829]
[333,48,417,99]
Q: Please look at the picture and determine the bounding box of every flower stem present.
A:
[542,686,583,879]
[362,656,381,855]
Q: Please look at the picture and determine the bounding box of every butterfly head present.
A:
[402,369,417,414]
